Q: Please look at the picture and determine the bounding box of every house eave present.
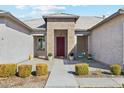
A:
[0,12,34,31]
[32,28,46,31]
[88,9,124,31]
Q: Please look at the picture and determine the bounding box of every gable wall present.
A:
[89,15,124,65]
[0,17,33,63]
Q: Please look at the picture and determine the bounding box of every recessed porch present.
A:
[75,30,90,59]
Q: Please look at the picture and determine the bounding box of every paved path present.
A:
[45,59,124,88]
[45,59,78,88]
[76,78,122,88]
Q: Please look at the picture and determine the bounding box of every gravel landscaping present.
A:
[0,58,53,88]
[0,74,49,88]
[74,70,124,78]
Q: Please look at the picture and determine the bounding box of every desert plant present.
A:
[36,64,48,76]
[0,64,17,77]
[122,84,124,88]
[110,64,121,75]
[8,64,17,76]
[48,53,52,57]
[48,53,53,61]
[75,63,89,75]
[18,65,32,78]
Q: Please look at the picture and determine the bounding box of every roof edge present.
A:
[43,13,79,22]
[88,9,124,31]
[0,11,33,31]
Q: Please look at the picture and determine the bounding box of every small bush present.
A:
[0,64,17,77]
[48,53,52,57]
[75,63,89,75]
[18,65,32,78]
[122,84,124,88]
[36,64,48,76]
[8,64,17,76]
[110,64,121,75]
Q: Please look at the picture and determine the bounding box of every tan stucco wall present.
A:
[0,17,33,63]
[89,15,124,65]
[46,18,75,57]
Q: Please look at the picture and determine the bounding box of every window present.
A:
[38,36,45,50]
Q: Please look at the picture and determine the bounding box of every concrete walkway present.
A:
[45,59,78,88]
[65,65,123,88]
[76,78,122,88]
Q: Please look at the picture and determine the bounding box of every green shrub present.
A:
[48,53,52,57]
[8,64,17,76]
[0,64,17,77]
[36,64,48,76]
[75,63,89,75]
[110,64,121,75]
[122,84,124,88]
[18,65,32,78]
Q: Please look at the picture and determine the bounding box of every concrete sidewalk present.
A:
[45,59,78,88]
[64,64,123,88]
[76,78,122,88]
[45,59,124,88]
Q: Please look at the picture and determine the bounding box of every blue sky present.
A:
[0,5,124,20]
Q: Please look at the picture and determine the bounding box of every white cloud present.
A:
[15,5,28,9]
[16,5,66,20]
[32,5,66,11]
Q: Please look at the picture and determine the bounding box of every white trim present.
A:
[32,34,45,36]
[76,34,84,36]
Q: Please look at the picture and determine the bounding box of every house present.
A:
[0,9,124,67]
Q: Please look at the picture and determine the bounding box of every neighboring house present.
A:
[0,9,124,67]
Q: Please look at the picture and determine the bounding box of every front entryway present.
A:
[56,37,65,57]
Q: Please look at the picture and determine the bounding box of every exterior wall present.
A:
[46,18,75,57]
[0,17,33,63]
[90,15,124,65]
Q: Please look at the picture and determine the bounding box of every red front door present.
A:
[56,37,65,57]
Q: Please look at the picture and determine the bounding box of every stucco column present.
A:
[74,35,77,58]
[67,29,75,57]
[88,35,91,54]
[46,29,54,57]
[45,34,47,57]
